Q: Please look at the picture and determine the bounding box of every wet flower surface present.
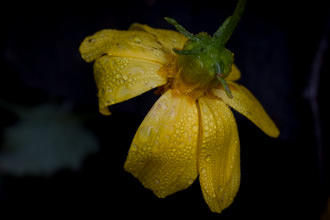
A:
[79,0,279,213]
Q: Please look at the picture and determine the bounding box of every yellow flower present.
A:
[79,1,279,213]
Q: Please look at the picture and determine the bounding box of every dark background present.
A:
[0,0,329,218]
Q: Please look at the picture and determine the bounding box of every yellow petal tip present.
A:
[100,107,111,116]
[268,125,280,138]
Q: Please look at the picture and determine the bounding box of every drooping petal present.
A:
[198,97,240,213]
[129,23,188,55]
[79,29,168,64]
[227,64,241,81]
[124,90,199,198]
[93,54,166,115]
[212,82,280,138]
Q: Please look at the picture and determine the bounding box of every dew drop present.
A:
[188,178,194,185]
[205,154,211,162]
[132,144,138,150]
[128,144,138,154]
[138,126,154,142]
[88,38,96,43]
[134,37,142,44]
[221,195,224,202]
[169,111,177,121]
[178,142,185,148]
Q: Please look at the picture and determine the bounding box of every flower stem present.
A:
[213,0,247,46]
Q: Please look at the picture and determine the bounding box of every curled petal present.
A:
[129,23,188,55]
[93,55,166,115]
[227,64,241,81]
[198,97,240,213]
[212,82,280,138]
[124,90,199,198]
[79,29,168,64]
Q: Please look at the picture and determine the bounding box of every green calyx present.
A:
[165,0,246,98]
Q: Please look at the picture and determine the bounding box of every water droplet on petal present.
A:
[132,144,138,150]
[138,126,154,142]
[143,79,149,85]
[221,195,224,202]
[134,37,142,44]
[88,38,96,43]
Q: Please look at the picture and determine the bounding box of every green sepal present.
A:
[217,74,233,98]
[212,16,232,41]
[164,17,199,41]
[173,48,203,55]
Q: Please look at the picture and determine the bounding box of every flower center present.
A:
[165,0,246,98]
[173,33,234,98]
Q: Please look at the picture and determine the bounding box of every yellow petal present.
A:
[227,64,241,81]
[124,90,199,198]
[79,29,168,64]
[93,55,166,115]
[212,82,280,138]
[198,97,240,213]
[129,23,188,55]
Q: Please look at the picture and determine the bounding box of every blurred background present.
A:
[0,0,329,218]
